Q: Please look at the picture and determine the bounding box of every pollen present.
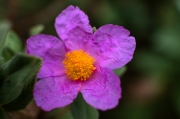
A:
[62,50,96,81]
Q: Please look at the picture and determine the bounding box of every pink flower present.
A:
[26,5,136,111]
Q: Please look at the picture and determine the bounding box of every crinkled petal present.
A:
[62,26,92,50]
[80,67,121,110]
[55,5,93,50]
[88,24,136,70]
[34,75,81,111]
[26,34,66,78]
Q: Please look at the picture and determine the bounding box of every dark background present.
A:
[1,0,180,119]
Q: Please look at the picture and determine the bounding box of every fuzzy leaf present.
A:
[3,55,42,112]
[0,53,42,105]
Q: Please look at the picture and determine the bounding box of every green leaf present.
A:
[48,107,74,119]
[113,66,127,77]
[2,31,22,62]
[29,24,44,36]
[0,106,7,119]
[70,93,99,119]
[0,53,42,105]
[61,111,74,119]
[152,26,180,60]
[2,47,15,62]
[0,56,5,65]
[4,31,22,53]
[92,26,97,32]
[3,55,42,112]
[0,21,11,55]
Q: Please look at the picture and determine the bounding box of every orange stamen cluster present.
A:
[63,50,96,81]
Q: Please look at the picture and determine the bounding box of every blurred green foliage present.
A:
[0,21,11,55]
[0,0,180,119]
[0,20,42,119]
[71,94,99,119]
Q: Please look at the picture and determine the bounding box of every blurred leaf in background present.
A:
[0,21,11,55]
[29,24,44,36]
[0,0,180,119]
[71,94,99,119]
[0,106,6,119]
[114,66,127,77]
[2,30,23,62]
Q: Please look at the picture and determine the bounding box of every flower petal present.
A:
[80,67,121,110]
[34,75,81,111]
[88,24,136,70]
[26,34,66,78]
[55,5,93,50]
[62,26,92,50]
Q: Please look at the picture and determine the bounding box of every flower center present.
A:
[63,50,96,81]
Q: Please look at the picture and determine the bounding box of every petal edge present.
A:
[34,76,81,111]
[80,67,121,110]
[55,5,92,41]
[88,24,136,70]
[26,34,66,78]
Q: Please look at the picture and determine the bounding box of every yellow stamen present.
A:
[62,50,96,81]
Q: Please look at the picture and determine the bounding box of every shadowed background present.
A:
[1,0,180,119]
